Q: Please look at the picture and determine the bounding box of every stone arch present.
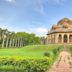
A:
[63,34,67,43]
[58,34,62,43]
[69,35,72,43]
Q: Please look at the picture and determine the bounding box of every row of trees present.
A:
[0,28,41,48]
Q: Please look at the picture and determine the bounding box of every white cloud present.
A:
[28,27,48,36]
[0,23,48,36]
[5,0,16,3]
[34,27,48,37]
[0,23,10,30]
[36,27,47,34]
[13,27,48,36]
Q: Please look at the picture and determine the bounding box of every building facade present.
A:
[47,18,72,44]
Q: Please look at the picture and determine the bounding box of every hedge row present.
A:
[0,56,54,72]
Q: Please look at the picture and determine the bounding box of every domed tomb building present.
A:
[47,18,72,44]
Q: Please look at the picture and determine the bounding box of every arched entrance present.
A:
[69,35,72,43]
[64,35,67,43]
[58,34,62,43]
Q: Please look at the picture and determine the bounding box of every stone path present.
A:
[46,51,72,72]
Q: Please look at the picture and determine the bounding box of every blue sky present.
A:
[0,0,72,36]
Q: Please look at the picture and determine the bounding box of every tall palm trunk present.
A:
[21,39,24,47]
[6,38,9,48]
[22,39,24,47]
[15,39,17,48]
[12,39,15,48]
[20,38,22,47]
[9,39,12,48]
[21,38,23,47]
[2,38,5,48]
[18,38,20,48]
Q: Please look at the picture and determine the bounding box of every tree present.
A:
[0,28,41,48]
[40,37,46,45]
[2,29,9,48]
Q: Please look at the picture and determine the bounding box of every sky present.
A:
[0,0,72,36]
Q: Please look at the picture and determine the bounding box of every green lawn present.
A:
[0,44,62,72]
[0,44,62,57]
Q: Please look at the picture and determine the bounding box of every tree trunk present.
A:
[6,38,9,48]
[15,39,17,48]
[9,39,12,48]
[2,38,5,48]
[20,38,22,47]
[21,39,23,47]
[12,39,15,48]
[22,38,24,47]
[18,38,20,48]
[22,39,24,46]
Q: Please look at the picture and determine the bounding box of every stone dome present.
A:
[51,24,58,30]
[57,18,72,27]
[62,23,69,28]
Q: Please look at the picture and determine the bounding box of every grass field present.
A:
[0,44,62,72]
[0,44,62,57]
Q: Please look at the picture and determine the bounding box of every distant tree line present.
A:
[0,28,41,48]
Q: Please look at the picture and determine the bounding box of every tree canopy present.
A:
[0,28,41,48]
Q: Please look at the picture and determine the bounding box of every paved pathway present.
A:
[46,47,72,72]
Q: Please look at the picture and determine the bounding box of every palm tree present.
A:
[1,29,8,48]
[2,35,6,48]
[10,32,15,48]
[17,37,20,48]
[6,32,11,48]
[0,28,2,47]
[15,38,17,47]
[21,38,24,47]
[12,39,15,48]
[20,37,22,47]
[6,37,9,48]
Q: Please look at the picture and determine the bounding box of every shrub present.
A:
[0,56,53,72]
[44,52,51,57]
